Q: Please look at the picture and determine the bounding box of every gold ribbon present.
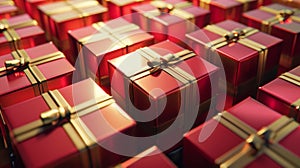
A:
[200,0,252,11]
[0,49,65,95]
[125,47,198,121]
[144,1,195,23]
[0,18,38,51]
[44,1,100,18]
[260,6,300,33]
[204,25,267,86]
[78,22,139,45]
[12,89,114,167]
[214,111,300,167]
[0,0,14,6]
[279,72,300,120]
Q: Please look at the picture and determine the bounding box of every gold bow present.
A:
[204,25,267,86]
[260,6,300,33]
[215,111,300,167]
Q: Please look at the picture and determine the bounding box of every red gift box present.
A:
[190,0,272,7]
[258,65,300,122]
[183,97,300,167]
[0,14,47,56]
[0,42,75,107]
[69,17,154,86]
[243,3,300,69]
[0,78,137,167]
[108,40,220,133]
[116,146,176,168]
[107,0,147,19]
[38,0,108,51]
[131,1,210,43]
[186,20,283,106]
[195,0,260,23]
[24,0,62,24]
[0,0,20,19]
[272,0,300,8]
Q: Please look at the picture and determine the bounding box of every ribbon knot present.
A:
[224,29,246,43]
[40,106,71,126]
[278,9,294,22]
[246,127,276,154]
[4,58,29,72]
[0,23,7,32]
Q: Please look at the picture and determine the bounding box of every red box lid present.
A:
[184,97,300,167]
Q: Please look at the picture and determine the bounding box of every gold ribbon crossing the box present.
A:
[0,49,65,94]
[214,111,300,167]
[204,25,267,85]
[259,6,300,33]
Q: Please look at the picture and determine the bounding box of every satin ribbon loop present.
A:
[277,9,294,22]
[224,28,246,43]
[40,106,71,126]
[4,58,29,72]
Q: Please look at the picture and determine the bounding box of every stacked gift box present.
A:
[0,0,300,167]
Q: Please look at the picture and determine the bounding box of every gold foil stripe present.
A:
[6,28,20,41]
[45,1,99,16]
[279,72,300,87]
[63,123,86,151]
[291,99,300,111]
[70,118,96,147]
[75,97,115,118]
[42,92,59,109]
[29,51,65,65]
[1,20,37,30]
[28,66,46,83]
[215,111,300,167]
[170,8,194,20]
[96,22,139,35]
[23,68,38,85]
[0,1,14,6]
[199,0,210,10]
[0,19,9,30]
[49,90,72,112]
[204,25,229,36]
[13,119,44,142]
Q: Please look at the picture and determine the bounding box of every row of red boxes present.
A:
[0,0,300,167]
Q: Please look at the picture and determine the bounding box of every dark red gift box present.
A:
[186,20,283,107]
[131,1,210,43]
[107,0,147,19]
[24,0,62,24]
[0,0,20,19]
[69,17,154,85]
[0,14,47,56]
[0,78,137,167]
[38,0,108,52]
[242,3,300,69]
[193,0,260,23]
[116,146,176,168]
[0,42,75,107]
[258,65,300,122]
[183,97,300,167]
[108,40,220,133]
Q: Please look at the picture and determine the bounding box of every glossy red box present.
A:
[196,0,259,23]
[243,4,300,69]
[117,146,176,168]
[70,18,154,85]
[0,14,47,56]
[0,0,20,19]
[24,0,62,24]
[107,0,146,19]
[258,66,300,121]
[0,42,75,107]
[191,0,272,7]
[108,40,220,132]
[38,0,108,43]
[184,97,300,167]
[131,1,210,43]
[272,0,300,8]
[1,78,136,167]
[186,20,283,105]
